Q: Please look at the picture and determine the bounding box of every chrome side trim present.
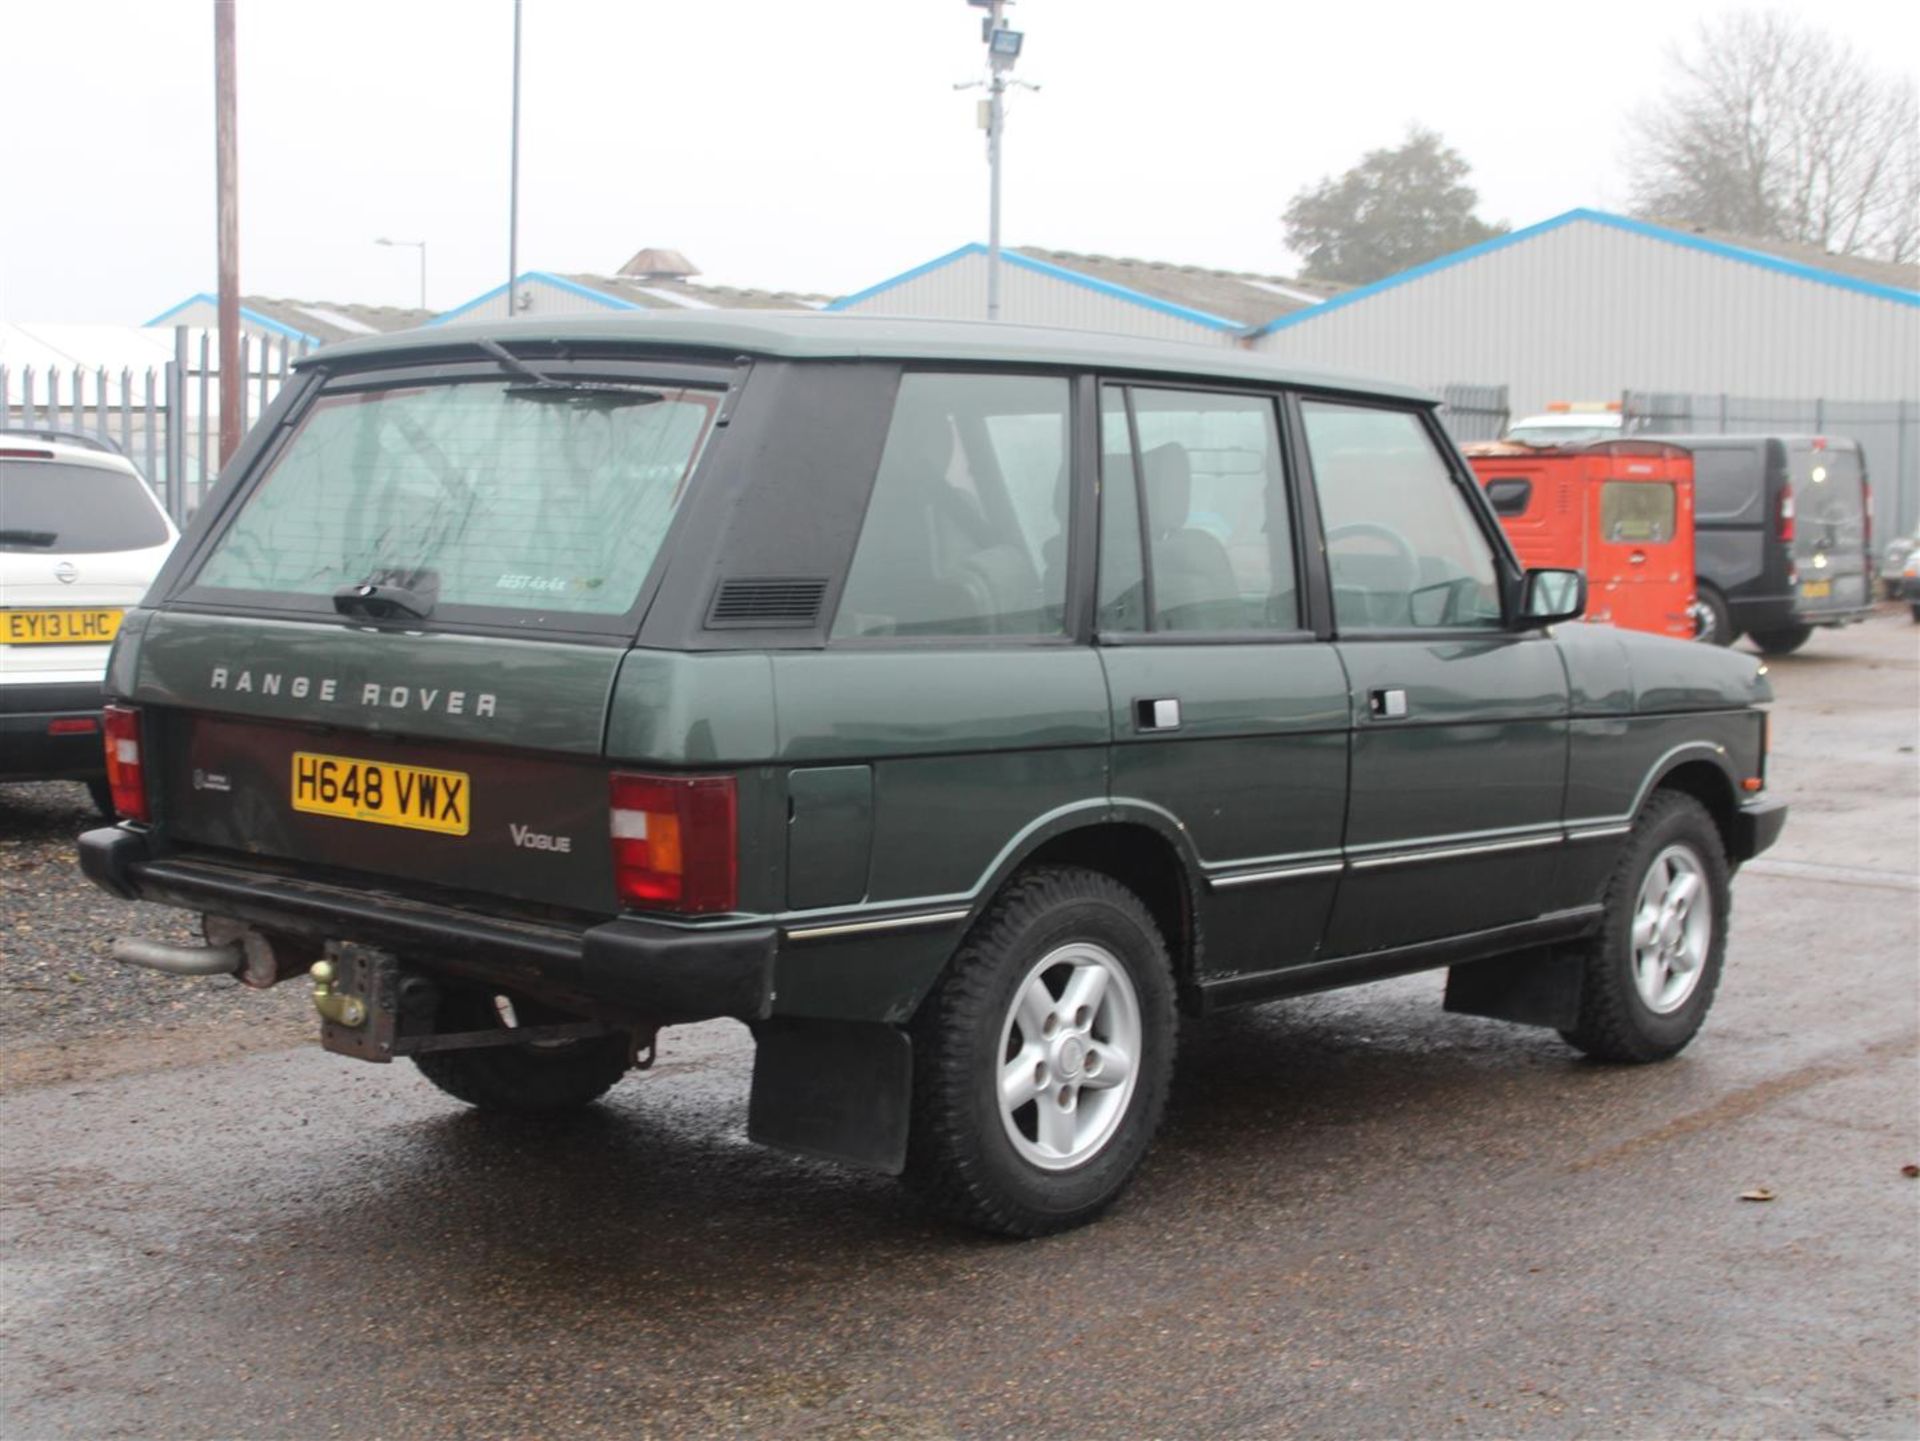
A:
[1349,834,1561,871]
[1209,861,1345,890]
[1564,823,1632,843]
[784,908,971,943]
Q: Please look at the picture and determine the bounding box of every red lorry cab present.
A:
[1467,440,1697,640]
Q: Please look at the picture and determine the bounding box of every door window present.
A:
[833,373,1070,639]
[1600,481,1676,542]
[1102,386,1299,634]
[1301,402,1504,632]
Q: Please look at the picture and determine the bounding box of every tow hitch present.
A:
[309,943,619,1063]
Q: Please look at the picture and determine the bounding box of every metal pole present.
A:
[507,0,522,314]
[985,0,1005,321]
[214,0,241,466]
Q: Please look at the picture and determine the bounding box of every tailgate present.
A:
[134,612,625,914]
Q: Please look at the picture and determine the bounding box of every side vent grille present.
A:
[705,577,830,629]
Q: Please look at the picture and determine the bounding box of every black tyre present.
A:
[412,988,631,1113]
[85,778,115,818]
[1909,602,1919,623]
[1751,623,1813,655]
[1695,586,1735,646]
[905,867,1176,1237]
[1561,791,1730,1063]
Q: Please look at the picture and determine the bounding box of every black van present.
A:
[1672,435,1875,652]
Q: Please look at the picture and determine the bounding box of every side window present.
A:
[1125,387,1299,633]
[1097,388,1145,632]
[1301,401,1504,632]
[833,373,1070,639]
[1484,478,1533,517]
[1600,481,1676,542]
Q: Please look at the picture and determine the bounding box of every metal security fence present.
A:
[1,327,310,523]
[1436,383,1511,444]
[1624,392,1920,540]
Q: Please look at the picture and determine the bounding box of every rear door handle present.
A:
[1368,688,1409,719]
[1133,698,1182,732]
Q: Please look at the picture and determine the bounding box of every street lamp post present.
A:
[375,237,427,311]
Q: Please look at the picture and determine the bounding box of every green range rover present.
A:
[81,313,1785,1235]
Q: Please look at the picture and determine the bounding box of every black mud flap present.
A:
[1444,947,1584,1031]
[748,1019,912,1175]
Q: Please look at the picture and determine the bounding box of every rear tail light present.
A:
[1776,482,1795,543]
[609,772,737,913]
[47,717,99,736]
[102,704,149,822]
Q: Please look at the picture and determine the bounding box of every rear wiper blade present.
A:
[477,338,663,405]
[333,582,434,621]
[0,529,58,547]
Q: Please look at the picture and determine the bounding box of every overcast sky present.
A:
[2,0,1914,324]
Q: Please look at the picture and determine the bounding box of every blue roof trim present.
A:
[142,293,319,343]
[826,243,988,311]
[829,242,1246,333]
[425,271,637,328]
[1253,208,1919,336]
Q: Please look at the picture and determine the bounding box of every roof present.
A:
[299,309,1435,401]
[828,243,1340,334]
[1253,209,1920,337]
[1016,248,1343,326]
[425,270,832,328]
[144,294,433,345]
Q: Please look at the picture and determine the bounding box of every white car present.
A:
[1,437,178,812]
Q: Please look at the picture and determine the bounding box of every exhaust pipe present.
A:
[112,937,244,977]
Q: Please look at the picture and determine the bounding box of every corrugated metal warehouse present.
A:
[1250,210,1918,413]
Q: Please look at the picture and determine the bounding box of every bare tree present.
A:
[1627,11,1919,263]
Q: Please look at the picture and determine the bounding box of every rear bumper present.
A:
[1730,795,1788,864]
[0,680,106,780]
[77,826,777,1024]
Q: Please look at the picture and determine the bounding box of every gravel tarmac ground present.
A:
[1,606,1915,1439]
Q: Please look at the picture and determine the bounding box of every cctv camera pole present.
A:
[507,0,523,312]
[214,0,241,465]
[985,0,1007,322]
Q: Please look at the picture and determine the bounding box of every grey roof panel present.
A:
[299,310,1435,401]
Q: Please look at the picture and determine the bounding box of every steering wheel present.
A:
[1325,521,1421,597]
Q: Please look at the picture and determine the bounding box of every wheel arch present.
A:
[1643,754,1739,857]
[962,804,1204,988]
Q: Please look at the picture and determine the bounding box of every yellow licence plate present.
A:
[1801,579,1832,599]
[2,608,123,645]
[290,752,470,836]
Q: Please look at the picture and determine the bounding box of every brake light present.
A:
[1777,483,1795,543]
[48,717,99,736]
[609,772,737,913]
[102,704,149,822]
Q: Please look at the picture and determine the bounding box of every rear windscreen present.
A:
[1796,449,1864,532]
[1600,481,1676,542]
[191,380,721,618]
[1,460,171,553]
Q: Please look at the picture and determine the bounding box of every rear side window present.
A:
[1600,481,1676,542]
[833,373,1069,639]
[0,460,171,553]
[191,380,720,618]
